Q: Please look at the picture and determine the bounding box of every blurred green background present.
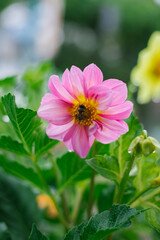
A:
[1,0,160,239]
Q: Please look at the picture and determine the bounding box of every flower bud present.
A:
[141,138,156,156]
[128,136,143,154]
[128,130,160,156]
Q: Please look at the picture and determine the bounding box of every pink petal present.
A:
[62,66,86,99]
[94,126,120,144]
[46,121,74,141]
[63,123,77,141]
[41,93,58,105]
[102,79,127,105]
[64,138,74,152]
[83,63,103,90]
[89,135,95,148]
[98,118,128,135]
[100,101,133,120]
[71,125,90,158]
[48,75,75,103]
[88,85,112,110]
[87,121,99,136]
[38,96,72,125]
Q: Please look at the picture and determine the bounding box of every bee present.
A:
[77,104,86,120]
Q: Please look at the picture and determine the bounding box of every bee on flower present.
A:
[131,31,160,104]
[38,63,133,158]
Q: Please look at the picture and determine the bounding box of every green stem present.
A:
[71,187,84,224]
[50,153,71,225]
[131,187,160,208]
[116,154,135,203]
[61,192,71,223]
[50,153,59,185]
[33,159,69,229]
[87,141,97,219]
[127,185,152,206]
[118,136,123,176]
[88,169,95,219]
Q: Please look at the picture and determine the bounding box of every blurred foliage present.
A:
[56,0,160,83]
[0,0,160,239]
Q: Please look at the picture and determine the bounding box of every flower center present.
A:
[71,99,98,126]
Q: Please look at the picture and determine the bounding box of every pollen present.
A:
[71,99,98,126]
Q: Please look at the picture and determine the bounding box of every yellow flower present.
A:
[131,32,160,103]
[36,194,58,218]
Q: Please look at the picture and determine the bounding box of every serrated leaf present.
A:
[1,93,41,153]
[65,223,88,240]
[64,204,143,240]
[34,129,58,159]
[0,136,29,156]
[56,152,91,195]
[0,155,43,190]
[86,155,120,184]
[29,224,48,240]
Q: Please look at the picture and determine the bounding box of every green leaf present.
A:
[0,136,29,156]
[143,187,160,232]
[0,155,43,190]
[96,113,142,175]
[64,204,143,240]
[86,155,120,184]
[0,223,12,240]
[34,129,58,159]
[145,208,160,233]
[56,152,91,194]
[134,152,159,192]
[0,76,17,92]
[1,93,41,153]
[0,171,42,240]
[29,224,48,240]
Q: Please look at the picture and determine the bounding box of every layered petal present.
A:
[48,75,75,103]
[71,125,90,158]
[87,121,99,136]
[102,79,127,105]
[100,101,133,120]
[98,118,128,135]
[88,85,112,110]
[62,66,86,100]
[94,126,120,144]
[38,94,72,125]
[83,63,103,90]
[46,121,74,141]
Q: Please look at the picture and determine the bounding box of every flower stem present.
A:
[71,187,84,224]
[127,185,152,206]
[88,169,95,219]
[116,154,135,203]
[33,159,69,229]
[87,140,97,219]
[49,153,71,226]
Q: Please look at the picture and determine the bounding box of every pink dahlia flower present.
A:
[38,64,133,158]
